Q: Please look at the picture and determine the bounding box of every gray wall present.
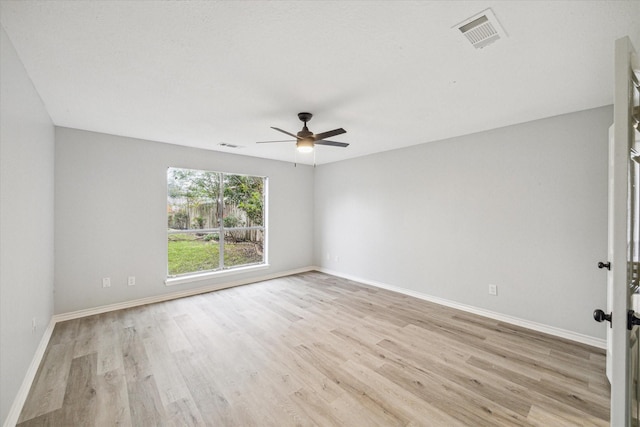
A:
[314,106,611,339]
[0,27,55,424]
[54,127,314,314]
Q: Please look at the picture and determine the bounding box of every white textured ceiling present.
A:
[1,1,639,165]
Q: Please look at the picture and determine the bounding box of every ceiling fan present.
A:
[257,112,349,153]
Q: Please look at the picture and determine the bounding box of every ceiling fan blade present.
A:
[256,140,295,144]
[315,140,349,148]
[314,128,346,141]
[271,127,301,140]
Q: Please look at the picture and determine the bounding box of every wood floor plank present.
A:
[141,334,192,406]
[164,397,206,427]
[376,337,534,419]
[94,368,132,426]
[375,361,528,427]
[173,350,241,426]
[466,354,610,420]
[16,342,75,422]
[18,272,610,425]
[47,318,79,345]
[58,352,99,425]
[96,312,124,375]
[288,387,345,427]
[153,308,193,354]
[341,358,466,425]
[293,343,410,426]
[527,401,609,427]
[126,374,166,425]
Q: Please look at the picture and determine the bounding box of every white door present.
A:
[599,36,640,427]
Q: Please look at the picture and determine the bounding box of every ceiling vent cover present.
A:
[454,8,506,49]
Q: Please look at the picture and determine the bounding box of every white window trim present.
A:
[167,168,268,281]
[165,263,270,286]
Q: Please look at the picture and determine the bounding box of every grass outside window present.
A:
[168,234,263,276]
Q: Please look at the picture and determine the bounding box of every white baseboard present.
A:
[314,267,607,350]
[3,318,56,427]
[53,266,315,322]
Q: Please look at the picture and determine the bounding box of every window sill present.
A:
[165,264,270,287]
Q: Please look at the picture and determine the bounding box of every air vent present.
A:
[454,9,506,49]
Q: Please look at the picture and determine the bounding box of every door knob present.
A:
[597,261,611,270]
[593,309,612,325]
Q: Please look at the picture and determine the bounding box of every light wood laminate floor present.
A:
[17,272,610,426]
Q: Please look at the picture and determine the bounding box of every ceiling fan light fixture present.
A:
[297,138,314,153]
[260,113,348,155]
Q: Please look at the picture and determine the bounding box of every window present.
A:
[167,167,266,278]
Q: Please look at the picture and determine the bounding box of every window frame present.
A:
[166,167,268,284]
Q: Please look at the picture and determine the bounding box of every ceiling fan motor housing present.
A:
[297,128,313,138]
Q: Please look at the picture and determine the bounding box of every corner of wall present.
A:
[1,26,55,425]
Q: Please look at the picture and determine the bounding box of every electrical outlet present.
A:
[488,284,498,296]
[128,276,136,286]
[102,277,111,288]
[326,253,331,261]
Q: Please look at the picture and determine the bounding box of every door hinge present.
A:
[628,310,640,330]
